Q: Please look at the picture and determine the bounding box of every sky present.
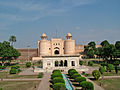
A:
[0,0,120,48]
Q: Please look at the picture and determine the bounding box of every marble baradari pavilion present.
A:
[32,33,82,69]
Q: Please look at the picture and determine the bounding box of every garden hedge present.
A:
[52,77,65,84]
[75,77,86,83]
[92,70,101,80]
[53,83,66,90]
[80,81,94,90]
[72,73,81,79]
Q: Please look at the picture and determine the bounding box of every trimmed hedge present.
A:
[52,70,61,73]
[11,66,20,69]
[72,73,81,79]
[38,73,43,78]
[107,64,114,72]
[92,70,101,80]
[99,67,105,74]
[80,81,94,90]
[26,62,31,67]
[75,77,86,83]
[88,61,94,66]
[52,77,65,84]
[69,70,78,76]
[53,83,66,90]
[68,69,76,75]
[51,73,63,79]
[0,66,7,69]
[9,68,17,74]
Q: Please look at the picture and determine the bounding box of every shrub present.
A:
[52,77,65,84]
[92,70,101,80]
[101,62,107,67]
[79,61,84,66]
[51,73,63,79]
[68,69,76,75]
[11,66,20,69]
[114,61,119,66]
[26,62,31,67]
[9,68,17,74]
[53,83,66,90]
[69,70,78,76]
[75,77,86,83]
[99,67,105,74]
[88,61,94,66]
[38,73,43,78]
[0,66,7,69]
[0,88,2,90]
[72,73,81,79]
[107,64,114,72]
[52,70,61,74]
[80,81,94,90]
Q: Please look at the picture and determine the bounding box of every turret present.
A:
[64,33,75,54]
[39,33,49,56]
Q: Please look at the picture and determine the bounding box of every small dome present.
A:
[67,33,72,37]
[41,33,47,37]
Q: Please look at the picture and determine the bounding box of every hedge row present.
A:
[9,66,21,74]
[68,69,94,90]
[51,69,66,90]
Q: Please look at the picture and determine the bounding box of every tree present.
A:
[114,61,119,74]
[87,49,94,58]
[99,67,106,74]
[92,70,101,80]
[115,41,120,50]
[88,41,96,49]
[107,64,114,72]
[100,40,109,47]
[9,35,16,46]
[80,81,94,90]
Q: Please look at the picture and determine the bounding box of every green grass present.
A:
[0,81,40,90]
[103,71,120,76]
[0,72,38,79]
[95,78,120,90]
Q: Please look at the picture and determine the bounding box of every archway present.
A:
[64,60,67,67]
[54,50,59,55]
[59,60,63,67]
[55,61,58,67]
[72,61,75,66]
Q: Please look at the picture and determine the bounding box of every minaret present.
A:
[64,33,75,54]
[39,33,49,56]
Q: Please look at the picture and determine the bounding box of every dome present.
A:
[41,33,47,37]
[67,33,72,37]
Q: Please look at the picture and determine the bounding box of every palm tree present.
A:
[9,35,16,46]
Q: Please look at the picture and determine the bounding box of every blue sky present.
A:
[0,0,120,48]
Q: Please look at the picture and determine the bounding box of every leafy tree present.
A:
[75,77,86,83]
[80,81,94,90]
[53,83,66,90]
[99,67,106,74]
[88,41,96,49]
[86,49,94,58]
[92,70,101,80]
[88,61,94,66]
[100,40,109,47]
[114,61,119,74]
[115,41,120,50]
[107,64,114,72]
[9,35,16,46]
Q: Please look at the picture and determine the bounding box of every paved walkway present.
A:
[19,68,39,75]
[0,78,42,81]
[88,75,120,79]
[37,72,51,90]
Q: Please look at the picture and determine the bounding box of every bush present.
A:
[75,77,86,83]
[101,62,107,67]
[68,69,76,75]
[72,73,81,79]
[52,77,65,84]
[80,81,94,90]
[114,61,119,66]
[26,62,31,67]
[0,88,2,90]
[99,67,105,74]
[88,61,94,66]
[52,70,61,74]
[107,64,114,72]
[11,66,20,69]
[69,70,78,76]
[79,61,84,66]
[38,73,43,78]
[0,66,7,69]
[92,70,101,80]
[53,83,66,90]
[9,68,17,74]
[51,73,63,79]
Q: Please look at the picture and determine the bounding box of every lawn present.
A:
[0,81,40,90]
[0,72,38,79]
[95,78,120,90]
[102,71,120,76]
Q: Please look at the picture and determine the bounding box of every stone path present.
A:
[37,72,51,90]
[0,78,42,81]
[19,68,39,75]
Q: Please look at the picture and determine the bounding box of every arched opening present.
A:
[72,61,75,66]
[59,60,63,67]
[55,61,58,67]
[64,60,67,67]
[54,50,59,55]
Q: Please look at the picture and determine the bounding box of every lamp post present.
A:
[27,45,30,62]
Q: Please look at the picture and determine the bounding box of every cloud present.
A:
[0,0,96,30]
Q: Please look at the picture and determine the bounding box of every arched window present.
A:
[64,60,67,67]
